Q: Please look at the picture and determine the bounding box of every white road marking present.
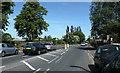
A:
[48,56,59,64]
[46,53,56,57]
[87,51,94,64]
[23,56,37,61]
[87,50,94,59]
[21,60,36,70]
[55,56,63,63]
[46,68,50,71]
[22,55,28,58]
[61,52,65,55]
[0,66,5,69]
[33,68,41,73]
[37,56,49,62]
[56,49,62,51]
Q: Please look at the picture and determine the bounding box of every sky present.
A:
[5,2,91,39]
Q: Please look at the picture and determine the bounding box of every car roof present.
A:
[99,44,119,49]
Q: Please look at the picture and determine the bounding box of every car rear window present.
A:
[25,43,33,47]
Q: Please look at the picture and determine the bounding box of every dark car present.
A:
[23,42,47,55]
[94,44,120,73]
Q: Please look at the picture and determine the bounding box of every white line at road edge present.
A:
[37,56,49,62]
[87,51,94,64]
[87,50,94,59]
[33,68,41,73]
[21,60,36,70]
[48,56,59,64]
[55,56,63,63]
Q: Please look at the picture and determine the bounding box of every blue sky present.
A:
[5,2,91,39]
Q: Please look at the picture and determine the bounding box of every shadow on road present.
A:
[70,65,90,73]
[77,47,96,50]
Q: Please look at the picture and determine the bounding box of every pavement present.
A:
[0,45,98,73]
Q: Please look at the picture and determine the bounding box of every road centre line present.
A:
[37,56,49,62]
[55,56,63,63]
[21,60,36,70]
[33,68,41,73]
[48,56,59,64]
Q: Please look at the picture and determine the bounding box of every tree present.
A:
[73,31,85,43]
[70,25,74,33]
[47,35,52,39]
[1,2,15,31]
[66,26,69,33]
[90,2,120,42]
[2,33,12,43]
[14,2,49,39]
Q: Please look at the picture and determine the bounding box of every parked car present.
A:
[94,44,120,73]
[44,43,56,51]
[23,42,47,55]
[0,43,19,57]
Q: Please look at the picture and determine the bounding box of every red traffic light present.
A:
[30,35,32,37]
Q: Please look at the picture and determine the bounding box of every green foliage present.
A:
[2,33,12,43]
[90,2,120,42]
[14,2,49,39]
[1,2,15,31]
[73,31,85,43]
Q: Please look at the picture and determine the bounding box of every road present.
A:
[1,45,97,73]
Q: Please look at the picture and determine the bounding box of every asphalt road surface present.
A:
[1,45,98,73]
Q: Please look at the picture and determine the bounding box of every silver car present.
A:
[44,43,56,51]
[0,43,19,57]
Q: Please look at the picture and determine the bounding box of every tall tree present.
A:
[14,2,49,39]
[78,26,81,32]
[70,25,74,33]
[90,2,120,42]
[66,26,69,33]
[1,2,15,31]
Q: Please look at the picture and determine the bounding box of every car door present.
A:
[3,44,11,54]
[7,44,15,54]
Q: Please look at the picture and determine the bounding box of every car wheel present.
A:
[23,53,27,56]
[2,52,5,57]
[15,50,18,55]
[38,50,41,55]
